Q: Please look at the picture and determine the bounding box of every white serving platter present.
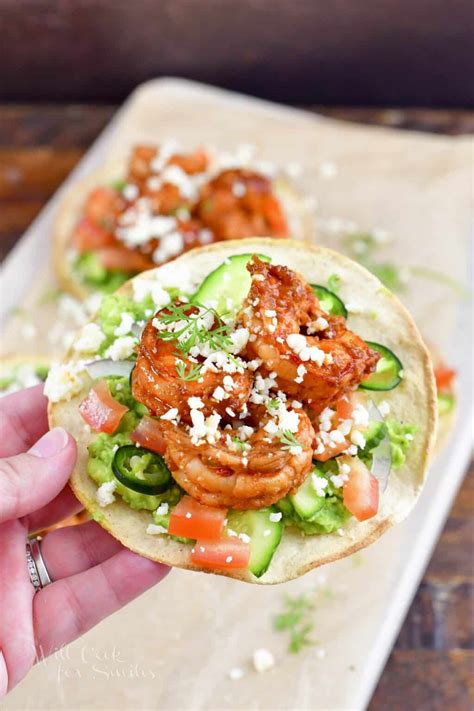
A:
[1,78,472,711]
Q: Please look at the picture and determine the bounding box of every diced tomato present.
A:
[335,391,368,422]
[131,416,167,455]
[84,187,123,226]
[335,394,354,422]
[341,457,379,522]
[190,537,250,570]
[79,380,129,434]
[434,365,456,392]
[313,439,348,462]
[168,496,227,541]
[72,218,116,252]
[95,246,153,273]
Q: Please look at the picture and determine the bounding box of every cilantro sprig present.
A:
[175,360,203,381]
[231,436,246,452]
[155,302,232,355]
[279,430,304,451]
[266,398,281,412]
[274,593,316,653]
[274,586,334,654]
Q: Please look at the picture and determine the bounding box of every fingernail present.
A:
[29,427,69,458]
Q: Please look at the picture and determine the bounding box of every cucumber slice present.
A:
[311,284,348,317]
[289,471,325,520]
[359,342,403,391]
[192,253,270,316]
[438,392,455,416]
[226,507,283,578]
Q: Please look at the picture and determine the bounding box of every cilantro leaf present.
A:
[155,301,232,355]
[279,430,303,451]
[175,360,203,381]
[273,592,315,653]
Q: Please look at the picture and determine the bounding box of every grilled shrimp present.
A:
[239,257,379,414]
[194,169,288,240]
[132,317,253,423]
[127,145,209,214]
[128,145,209,183]
[158,408,315,509]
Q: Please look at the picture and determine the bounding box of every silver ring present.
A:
[26,537,52,592]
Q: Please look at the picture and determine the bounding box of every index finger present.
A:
[0,385,48,457]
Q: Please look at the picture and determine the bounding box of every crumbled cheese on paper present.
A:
[252,648,275,673]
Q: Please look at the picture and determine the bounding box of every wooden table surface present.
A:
[1,104,473,710]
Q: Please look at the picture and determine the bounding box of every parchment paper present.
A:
[2,79,472,711]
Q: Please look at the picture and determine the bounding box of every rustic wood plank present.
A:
[452,649,474,701]
[0,105,114,148]
[0,148,81,199]
[312,107,474,135]
[0,1,472,106]
[390,465,473,654]
[0,145,83,258]
[1,106,473,151]
[423,463,473,582]
[451,460,474,519]
[369,650,474,711]
[0,200,44,235]
[424,517,474,580]
[395,580,473,650]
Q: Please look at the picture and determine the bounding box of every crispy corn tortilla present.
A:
[53,159,315,300]
[49,238,437,584]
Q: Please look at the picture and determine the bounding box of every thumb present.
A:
[0,428,77,524]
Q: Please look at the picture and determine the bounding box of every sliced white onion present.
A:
[86,359,135,379]
[368,402,392,492]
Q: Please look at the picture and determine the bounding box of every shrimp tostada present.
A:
[47,239,437,584]
[54,142,313,300]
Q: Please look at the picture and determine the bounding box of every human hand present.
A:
[0,384,169,697]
